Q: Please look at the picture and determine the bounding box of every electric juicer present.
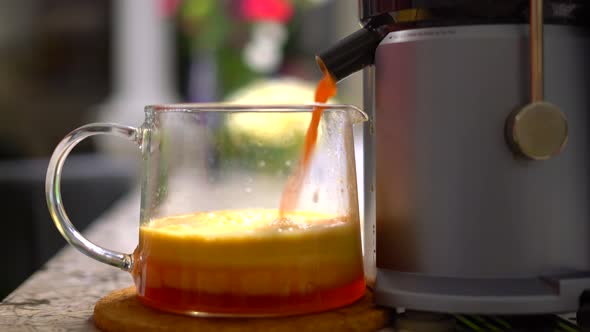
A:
[317,0,590,319]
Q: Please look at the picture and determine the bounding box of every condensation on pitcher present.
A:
[312,189,320,203]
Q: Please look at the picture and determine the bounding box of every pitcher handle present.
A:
[45,123,141,271]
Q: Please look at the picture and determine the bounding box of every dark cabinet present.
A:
[0,154,134,298]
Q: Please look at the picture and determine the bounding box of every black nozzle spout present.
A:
[316,14,393,82]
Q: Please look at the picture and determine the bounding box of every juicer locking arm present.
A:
[506,0,568,161]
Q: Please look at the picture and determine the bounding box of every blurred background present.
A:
[0,0,363,298]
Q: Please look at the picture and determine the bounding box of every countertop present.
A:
[0,189,580,331]
[0,190,397,332]
[0,191,140,332]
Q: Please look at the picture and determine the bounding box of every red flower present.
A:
[159,0,182,17]
[240,0,294,23]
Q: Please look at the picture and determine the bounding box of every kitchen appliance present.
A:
[317,0,590,318]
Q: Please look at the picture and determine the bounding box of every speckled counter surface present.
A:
[2,189,578,332]
[0,190,396,332]
[0,192,140,332]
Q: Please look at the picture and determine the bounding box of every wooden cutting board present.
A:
[93,287,392,332]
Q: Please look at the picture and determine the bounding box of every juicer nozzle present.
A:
[316,14,392,82]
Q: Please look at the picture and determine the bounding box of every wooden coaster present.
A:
[93,287,392,332]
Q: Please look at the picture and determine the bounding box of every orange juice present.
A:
[279,71,337,216]
[133,209,365,315]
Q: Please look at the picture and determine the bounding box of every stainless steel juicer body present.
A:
[315,0,590,315]
[363,23,590,314]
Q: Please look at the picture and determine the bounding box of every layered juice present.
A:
[133,209,365,316]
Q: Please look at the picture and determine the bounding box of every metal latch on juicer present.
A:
[507,0,568,161]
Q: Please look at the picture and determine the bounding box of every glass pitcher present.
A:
[46,103,367,317]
